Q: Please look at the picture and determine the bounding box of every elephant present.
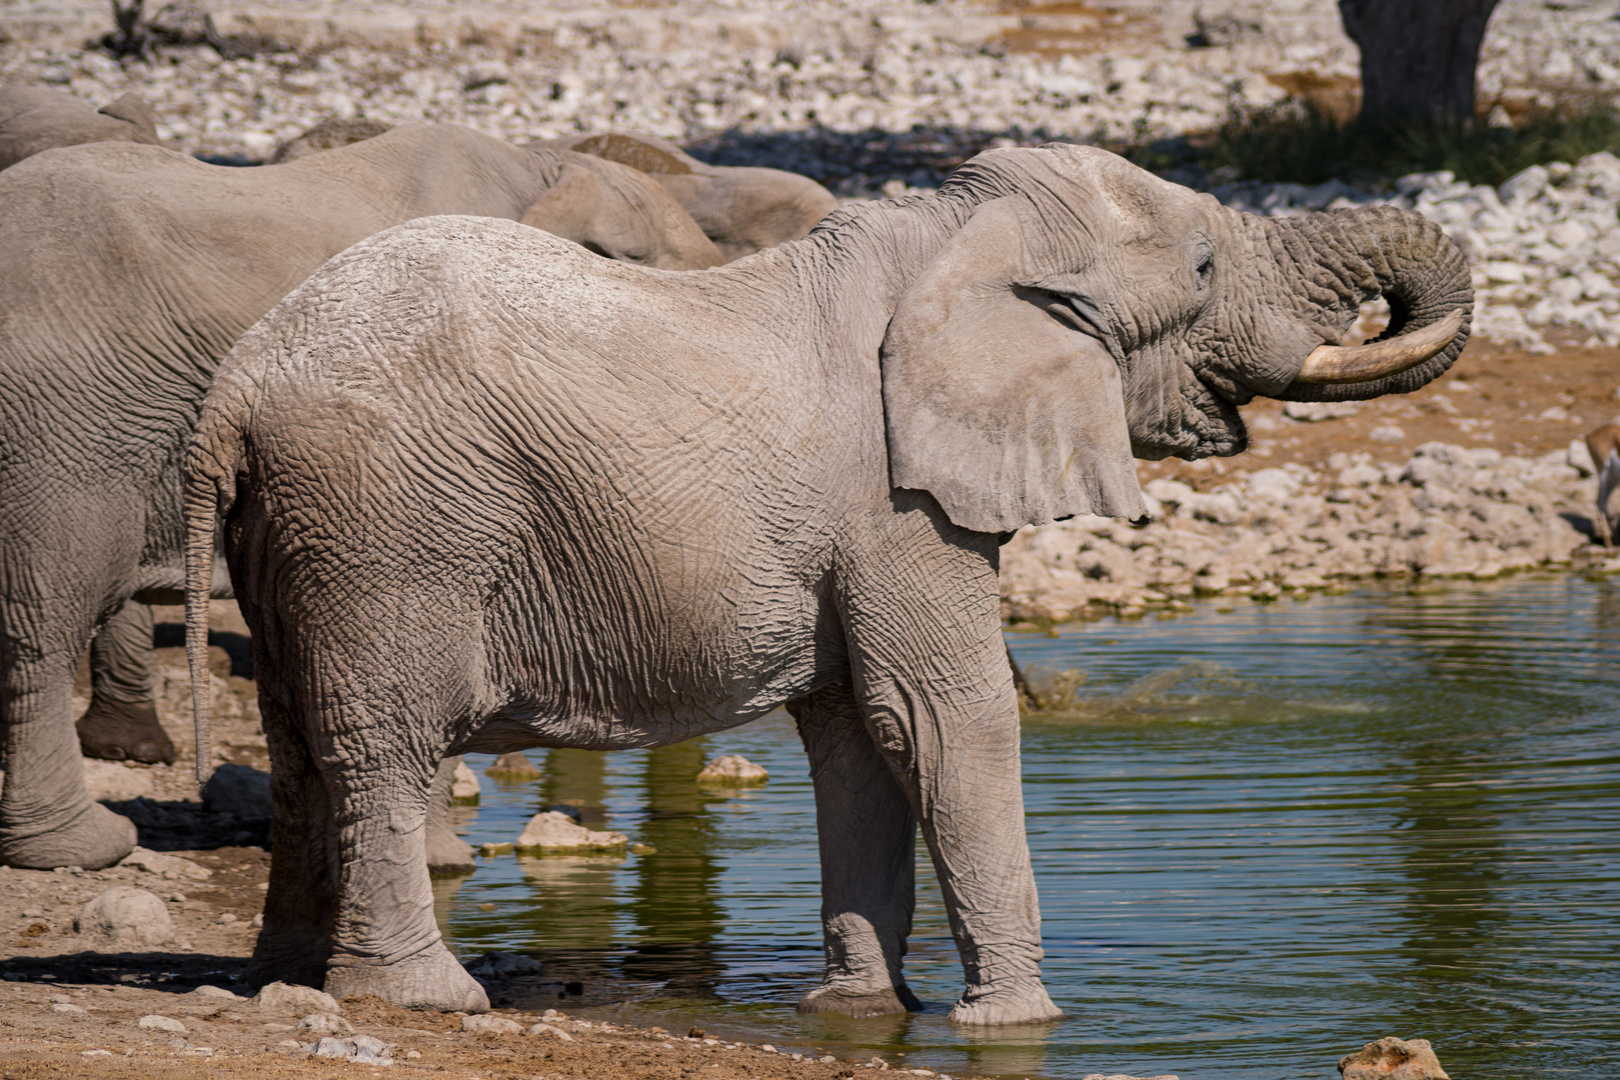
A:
[0,85,160,171]
[539,131,839,260]
[268,117,393,164]
[182,143,1472,1022]
[267,117,837,261]
[0,122,724,874]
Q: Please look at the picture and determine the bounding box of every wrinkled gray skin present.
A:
[0,85,160,171]
[0,123,723,873]
[184,144,1471,1021]
[540,132,839,260]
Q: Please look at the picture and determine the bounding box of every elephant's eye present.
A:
[1195,253,1214,286]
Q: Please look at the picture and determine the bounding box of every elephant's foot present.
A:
[76,696,175,765]
[0,800,136,870]
[425,820,477,877]
[797,982,921,1018]
[947,980,1064,1026]
[325,944,489,1013]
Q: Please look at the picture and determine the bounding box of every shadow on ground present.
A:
[0,951,249,991]
[104,799,270,852]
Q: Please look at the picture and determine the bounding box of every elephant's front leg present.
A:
[844,517,1063,1026]
[789,683,922,1017]
[322,751,488,1013]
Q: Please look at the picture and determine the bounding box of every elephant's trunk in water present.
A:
[1269,204,1473,402]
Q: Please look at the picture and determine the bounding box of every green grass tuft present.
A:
[1194,99,1620,188]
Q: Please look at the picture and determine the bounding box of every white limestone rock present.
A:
[514,811,627,854]
[76,887,173,948]
[696,755,769,786]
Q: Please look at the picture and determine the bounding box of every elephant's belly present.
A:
[457,591,835,754]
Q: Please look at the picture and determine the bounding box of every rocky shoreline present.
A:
[1003,438,1618,624]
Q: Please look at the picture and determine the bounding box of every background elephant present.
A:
[539,131,839,260]
[0,122,722,873]
[269,117,836,261]
[0,85,160,171]
[184,144,1471,1021]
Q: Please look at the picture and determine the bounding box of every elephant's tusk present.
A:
[1294,309,1464,385]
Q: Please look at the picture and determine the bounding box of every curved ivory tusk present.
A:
[1294,309,1465,385]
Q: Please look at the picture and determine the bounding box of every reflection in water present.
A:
[622,740,726,1000]
[443,577,1620,1080]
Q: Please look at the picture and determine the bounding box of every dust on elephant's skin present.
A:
[0,123,720,874]
[184,144,1472,1022]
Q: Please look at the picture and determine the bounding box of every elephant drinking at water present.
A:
[183,144,1472,1022]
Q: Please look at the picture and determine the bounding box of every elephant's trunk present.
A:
[1265,204,1473,402]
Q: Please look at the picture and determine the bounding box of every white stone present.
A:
[1369,425,1406,443]
[138,1015,187,1033]
[1283,400,1360,422]
[50,1003,88,1014]
[515,811,627,853]
[76,887,173,948]
[526,1023,574,1041]
[254,982,341,1015]
[118,847,212,880]
[297,1012,353,1035]
[695,754,769,785]
[188,985,241,1001]
[461,1014,523,1034]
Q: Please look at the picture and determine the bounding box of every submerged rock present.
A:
[1338,1037,1450,1080]
[514,811,627,854]
[451,760,481,804]
[76,887,172,948]
[485,752,541,778]
[696,754,769,786]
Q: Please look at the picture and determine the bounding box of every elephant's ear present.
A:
[97,93,160,143]
[880,196,1147,534]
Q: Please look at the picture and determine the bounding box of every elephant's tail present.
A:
[183,401,246,789]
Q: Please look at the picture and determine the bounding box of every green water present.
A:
[441,574,1620,1078]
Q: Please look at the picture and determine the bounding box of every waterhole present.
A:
[443,574,1620,1079]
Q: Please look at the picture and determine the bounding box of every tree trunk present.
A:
[1339,0,1502,127]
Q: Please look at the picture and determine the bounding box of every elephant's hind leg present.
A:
[77,599,175,765]
[790,683,923,1017]
[249,695,340,992]
[0,597,136,870]
[321,746,488,1013]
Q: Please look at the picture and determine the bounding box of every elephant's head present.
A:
[879,143,1471,532]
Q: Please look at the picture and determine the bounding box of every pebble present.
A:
[252,981,341,1016]
[138,1014,187,1032]
[296,1012,354,1035]
[461,1014,523,1034]
[48,1003,87,1014]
